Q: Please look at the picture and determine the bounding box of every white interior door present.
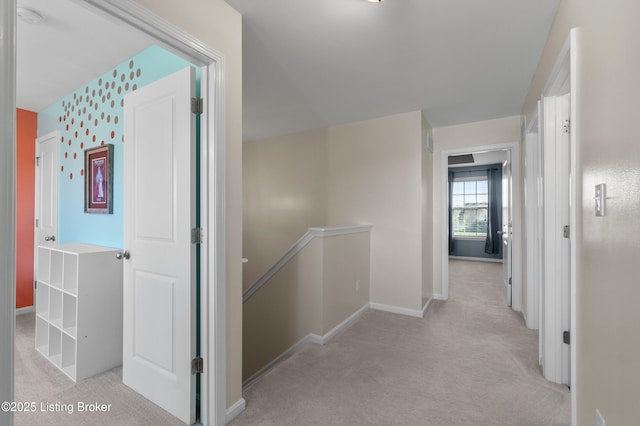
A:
[34,131,58,248]
[122,66,196,424]
[502,151,513,306]
[541,93,571,385]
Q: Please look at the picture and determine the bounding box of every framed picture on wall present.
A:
[84,144,114,214]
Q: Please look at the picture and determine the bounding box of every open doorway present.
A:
[440,142,522,312]
[10,0,227,424]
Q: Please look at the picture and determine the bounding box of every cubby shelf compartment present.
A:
[34,243,122,382]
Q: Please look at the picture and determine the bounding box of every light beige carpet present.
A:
[230,259,570,425]
[14,313,183,425]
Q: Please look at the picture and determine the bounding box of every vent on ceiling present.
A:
[448,154,474,165]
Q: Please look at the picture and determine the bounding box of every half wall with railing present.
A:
[242,225,372,384]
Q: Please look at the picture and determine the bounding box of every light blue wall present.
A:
[38,45,196,248]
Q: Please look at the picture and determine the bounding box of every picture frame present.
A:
[84,144,114,214]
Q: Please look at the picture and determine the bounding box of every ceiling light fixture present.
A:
[17,7,46,25]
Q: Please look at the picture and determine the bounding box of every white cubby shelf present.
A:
[35,243,123,382]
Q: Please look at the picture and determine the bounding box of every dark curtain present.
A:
[448,171,454,254]
[485,167,501,254]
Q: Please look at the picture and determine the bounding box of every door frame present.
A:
[0,1,17,424]
[440,141,522,309]
[538,28,578,424]
[80,2,228,423]
[523,106,541,331]
[33,131,59,295]
[1,0,228,424]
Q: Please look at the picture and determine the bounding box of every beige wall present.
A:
[243,238,324,379]
[326,111,424,310]
[244,111,427,312]
[243,130,328,290]
[242,230,371,380]
[131,0,244,408]
[421,113,434,306]
[431,116,521,296]
[523,0,640,423]
[322,232,371,332]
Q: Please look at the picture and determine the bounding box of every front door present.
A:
[122,67,196,424]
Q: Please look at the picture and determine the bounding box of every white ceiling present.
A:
[16,0,154,112]
[226,0,560,142]
[17,0,560,144]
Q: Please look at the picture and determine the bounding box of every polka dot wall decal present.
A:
[101,141,105,146]
[121,74,125,82]
[132,84,137,91]
[118,87,122,94]
[111,81,116,89]
[81,142,84,149]
[125,83,130,91]
[73,153,77,160]
[130,72,134,80]
[81,169,84,176]
[64,152,68,158]
[69,173,73,180]
[61,165,64,172]
[110,131,115,139]
[114,116,119,124]
[86,129,89,136]
[113,69,117,78]
[129,60,134,69]
[136,69,141,77]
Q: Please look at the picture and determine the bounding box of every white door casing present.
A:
[34,131,59,295]
[35,131,59,248]
[502,151,513,307]
[123,66,196,424]
[541,93,571,385]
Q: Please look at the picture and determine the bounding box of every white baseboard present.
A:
[421,296,433,317]
[433,293,447,301]
[370,302,424,318]
[16,306,35,315]
[317,304,370,344]
[449,255,503,263]
[225,398,246,424]
[242,303,370,388]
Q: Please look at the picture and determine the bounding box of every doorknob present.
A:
[116,250,130,260]
[44,235,56,242]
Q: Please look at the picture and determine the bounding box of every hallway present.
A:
[231,259,570,425]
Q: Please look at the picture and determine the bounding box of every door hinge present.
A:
[562,119,570,134]
[563,225,570,239]
[191,97,203,115]
[191,227,203,244]
[508,277,512,285]
[192,357,203,374]
[563,330,570,345]
[35,156,40,166]
[34,280,37,289]
[35,218,39,228]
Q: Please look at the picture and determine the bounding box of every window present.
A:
[451,177,488,238]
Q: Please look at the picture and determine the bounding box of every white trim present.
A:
[441,142,522,309]
[243,225,373,303]
[421,296,434,317]
[16,306,35,316]
[370,302,424,318]
[448,255,503,263]
[242,304,370,388]
[523,109,541,330]
[316,304,370,344]
[569,28,579,426]
[433,293,447,301]
[76,2,227,424]
[225,398,246,424]
[0,2,16,425]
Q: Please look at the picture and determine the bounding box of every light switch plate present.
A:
[595,184,605,216]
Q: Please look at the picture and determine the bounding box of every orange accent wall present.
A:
[16,109,37,309]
